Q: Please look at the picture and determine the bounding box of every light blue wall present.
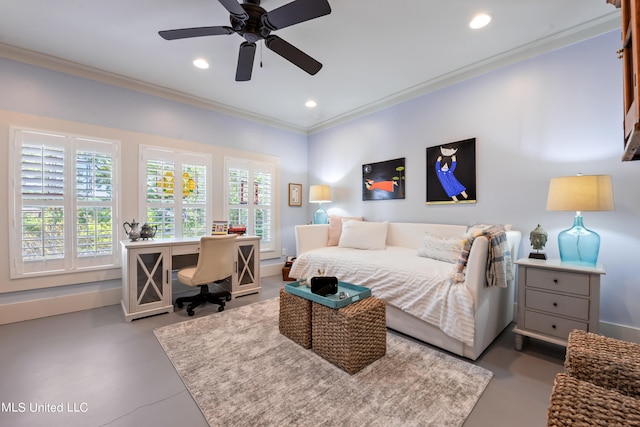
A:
[0,56,309,265]
[308,30,640,330]
[1,30,638,331]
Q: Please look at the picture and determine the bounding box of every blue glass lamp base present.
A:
[313,205,328,224]
[558,214,600,266]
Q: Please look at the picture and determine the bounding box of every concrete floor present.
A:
[0,275,564,426]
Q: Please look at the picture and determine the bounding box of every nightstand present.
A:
[513,258,605,351]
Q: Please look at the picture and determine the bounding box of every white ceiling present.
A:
[0,0,621,133]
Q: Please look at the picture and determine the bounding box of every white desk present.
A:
[120,235,260,321]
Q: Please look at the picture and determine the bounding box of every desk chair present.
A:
[175,234,236,316]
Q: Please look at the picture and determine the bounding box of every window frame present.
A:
[9,127,120,279]
[140,145,212,238]
[224,156,279,259]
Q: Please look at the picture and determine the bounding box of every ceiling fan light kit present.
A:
[159,0,331,81]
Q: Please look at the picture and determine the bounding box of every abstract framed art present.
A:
[426,138,476,204]
[362,158,405,201]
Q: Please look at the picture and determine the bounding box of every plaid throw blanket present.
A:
[452,224,513,288]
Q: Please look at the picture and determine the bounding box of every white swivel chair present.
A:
[175,234,237,316]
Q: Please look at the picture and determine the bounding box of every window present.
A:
[142,147,211,238]
[9,128,119,278]
[225,157,276,255]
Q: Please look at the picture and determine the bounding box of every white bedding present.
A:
[289,246,476,346]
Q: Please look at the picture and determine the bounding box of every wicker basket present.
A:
[565,329,640,399]
[547,373,640,426]
[279,288,312,349]
[312,297,386,374]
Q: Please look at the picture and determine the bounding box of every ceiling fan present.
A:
[159,0,331,81]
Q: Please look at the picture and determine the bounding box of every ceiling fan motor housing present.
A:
[159,0,332,81]
[231,2,271,43]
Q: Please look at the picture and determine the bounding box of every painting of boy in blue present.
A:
[426,138,476,204]
[435,147,469,202]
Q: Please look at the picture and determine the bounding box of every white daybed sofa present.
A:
[290,221,521,360]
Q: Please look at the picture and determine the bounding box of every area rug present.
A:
[153,298,492,427]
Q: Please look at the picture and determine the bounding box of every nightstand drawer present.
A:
[524,310,588,340]
[526,268,590,296]
[525,289,589,320]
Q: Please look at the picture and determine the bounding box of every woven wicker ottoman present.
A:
[565,329,640,398]
[312,297,386,374]
[279,288,312,349]
[547,373,640,426]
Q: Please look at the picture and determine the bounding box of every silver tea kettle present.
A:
[123,219,141,241]
[140,223,157,240]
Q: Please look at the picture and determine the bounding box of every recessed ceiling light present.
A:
[305,100,317,108]
[193,58,209,69]
[469,13,492,29]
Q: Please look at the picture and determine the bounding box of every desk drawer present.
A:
[525,289,589,320]
[526,269,590,296]
[172,244,200,256]
[524,310,587,340]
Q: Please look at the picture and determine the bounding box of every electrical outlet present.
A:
[282,248,286,256]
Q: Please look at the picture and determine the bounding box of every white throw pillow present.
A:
[327,215,363,246]
[416,232,463,264]
[338,220,388,250]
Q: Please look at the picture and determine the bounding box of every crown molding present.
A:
[0,11,621,137]
[0,42,308,135]
[307,13,621,135]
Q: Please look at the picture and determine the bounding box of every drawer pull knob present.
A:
[552,324,557,329]
[553,279,558,283]
[553,302,558,307]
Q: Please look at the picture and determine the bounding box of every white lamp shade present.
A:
[309,184,332,203]
[546,175,614,212]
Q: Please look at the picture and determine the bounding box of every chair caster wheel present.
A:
[225,295,231,302]
[187,309,195,316]
[218,306,225,312]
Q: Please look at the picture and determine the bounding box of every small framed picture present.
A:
[288,183,302,206]
[212,221,229,235]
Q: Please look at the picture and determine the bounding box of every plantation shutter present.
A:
[19,133,67,274]
[10,129,119,278]
[142,146,211,238]
[224,157,275,253]
[74,138,118,269]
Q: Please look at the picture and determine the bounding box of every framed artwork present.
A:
[426,138,476,204]
[362,158,405,201]
[288,183,302,206]
[212,221,229,235]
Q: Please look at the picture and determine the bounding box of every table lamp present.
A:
[309,184,331,224]
[546,174,614,266]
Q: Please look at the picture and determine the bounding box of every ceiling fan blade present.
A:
[159,26,234,40]
[265,35,322,75]
[236,42,256,81]
[262,0,331,31]
[217,0,248,21]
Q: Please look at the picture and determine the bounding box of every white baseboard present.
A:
[0,263,286,325]
[0,287,121,325]
[261,262,284,278]
[599,321,640,344]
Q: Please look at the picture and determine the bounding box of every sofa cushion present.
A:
[417,232,463,264]
[338,220,388,250]
[327,215,363,246]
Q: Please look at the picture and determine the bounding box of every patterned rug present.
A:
[153,298,492,427]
